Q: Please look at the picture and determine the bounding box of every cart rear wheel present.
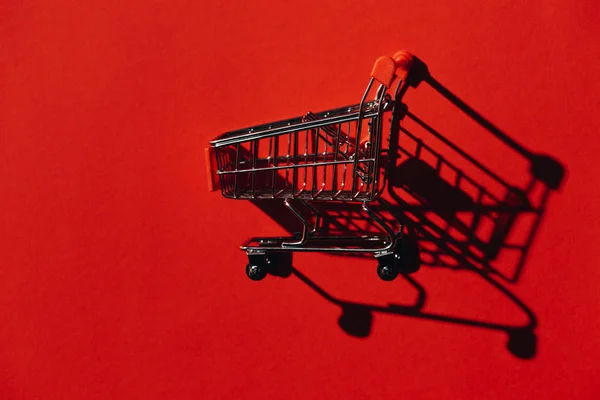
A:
[246,263,267,281]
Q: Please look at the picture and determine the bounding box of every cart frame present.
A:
[206,51,415,280]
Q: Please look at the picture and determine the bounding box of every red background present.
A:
[2,1,600,398]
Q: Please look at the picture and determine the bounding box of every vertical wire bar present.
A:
[373,110,384,195]
[228,147,235,194]
[341,121,351,197]
[272,136,278,197]
[286,132,291,193]
[370,84,390,198]
[234,143,240,197]
[351,116,360,196]
[354,119,364,198]
[312,126,319,196]
[352,80,373,196]
[373,109,384,195]
[331,122,342,199]
[267,135,274,195]
[321,125,328,197]
[251,140,257,198]
[365,118,372,196]
[304,129,309,192]
[292,130,298,196]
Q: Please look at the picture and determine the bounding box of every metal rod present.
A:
[272,136,278,197]
[352,78,375,195]
[304,128,309,192]
[285,132,291,191]
[282,199,309,246]
[217,158,373,174]
[251,140,257,198]
[292,131,298,196]
[300,200,321,235]
[312,127,319,195]
[234,143,241,197]
[212,108,380,148]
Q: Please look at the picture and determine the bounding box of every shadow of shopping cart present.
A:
[244,56,566,358]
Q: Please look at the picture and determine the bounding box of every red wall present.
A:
[2,1,599,398]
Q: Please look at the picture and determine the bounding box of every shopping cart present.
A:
[206,51,414,281]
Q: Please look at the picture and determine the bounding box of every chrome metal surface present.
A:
[208,62,406,256]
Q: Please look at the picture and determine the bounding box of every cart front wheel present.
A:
[377,262,398,281]
[246,263,267,281]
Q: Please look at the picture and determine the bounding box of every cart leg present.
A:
[362,202,396,251]
[363,202,400,281]
[300,200,321,235]
[282,199,310,246]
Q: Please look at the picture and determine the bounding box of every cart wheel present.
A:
[246,263,267,281]
[377,261,398,281]
[246,253,270,281]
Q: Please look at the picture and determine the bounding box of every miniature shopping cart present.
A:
[206,51,414,281]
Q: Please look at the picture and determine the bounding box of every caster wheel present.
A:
[246,263,267,281]
[377,262,398,281]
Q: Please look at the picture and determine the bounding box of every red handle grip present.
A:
[205,147,220,192]
[370,50,414,88]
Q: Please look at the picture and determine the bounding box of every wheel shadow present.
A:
[248,55,566,359]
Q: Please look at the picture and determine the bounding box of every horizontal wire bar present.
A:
[217,159,376,175]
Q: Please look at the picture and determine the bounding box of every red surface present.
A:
[1,1,600,398]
